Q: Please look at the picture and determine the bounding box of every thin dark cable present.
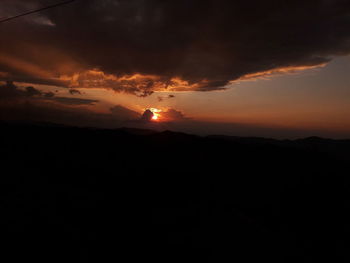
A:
[0,0,77,24]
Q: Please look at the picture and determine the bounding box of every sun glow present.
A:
[149,108,162,121]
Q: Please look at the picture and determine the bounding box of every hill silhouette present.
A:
[0,121,349,262]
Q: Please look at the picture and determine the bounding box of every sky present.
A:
[0,0,350,139]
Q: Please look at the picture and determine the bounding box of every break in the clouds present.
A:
[1,0,350,95]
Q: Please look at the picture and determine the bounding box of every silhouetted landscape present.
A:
[1,121,349,262]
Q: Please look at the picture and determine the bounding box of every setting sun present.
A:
[149,108,162,121]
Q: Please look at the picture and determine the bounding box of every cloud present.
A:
[110,105,141,120]
[25,86,42,97]
[0,81,22,100]
[0,81,98,105]
[0,81,47,100]
[141,109,154,122]
[44,91,55,98]
[0,82,142,127]
[161,109,187,122]
[1,0,350,94]
[157,94,175,102]
[0,101,139,128]
[49,97,98,106]
[69,89,81,95]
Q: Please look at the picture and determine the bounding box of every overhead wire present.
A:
[0,0,77,24]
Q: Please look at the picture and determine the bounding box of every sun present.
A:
[149,108,162,121]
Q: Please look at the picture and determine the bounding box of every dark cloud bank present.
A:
[0,81,141,127]
[1,0,350,95]
[0,81,98,105]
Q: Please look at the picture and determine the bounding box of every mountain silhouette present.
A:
[0,121,349,262]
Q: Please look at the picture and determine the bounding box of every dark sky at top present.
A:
[1,0,350,95]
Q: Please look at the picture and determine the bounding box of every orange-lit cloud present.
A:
[58,70,228,96]
[237,64,326,82]
[2,0,348,96]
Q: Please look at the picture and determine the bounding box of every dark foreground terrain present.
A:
[0,122,349,262]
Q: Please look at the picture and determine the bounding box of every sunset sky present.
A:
[1,0,350,138]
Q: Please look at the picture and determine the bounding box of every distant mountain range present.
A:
[0,120,349,262]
